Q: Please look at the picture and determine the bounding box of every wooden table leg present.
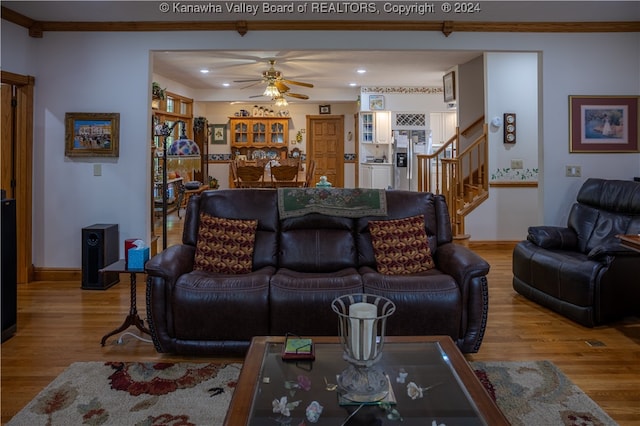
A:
[100,272,151,346]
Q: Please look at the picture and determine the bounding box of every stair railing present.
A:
[416,117,488,238]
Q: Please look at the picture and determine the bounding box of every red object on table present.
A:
[124,238,138,264]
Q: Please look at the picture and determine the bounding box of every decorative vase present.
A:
[331,294,395,403]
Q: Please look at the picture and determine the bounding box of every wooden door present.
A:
[307,116,344,187]
[1,71,34,283]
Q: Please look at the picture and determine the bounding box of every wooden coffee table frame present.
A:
[224,335,508,425]
[617,234,640,253]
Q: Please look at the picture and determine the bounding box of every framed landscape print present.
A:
[369,95,384,110]
[569,96,639,153]
[65,112,120,157]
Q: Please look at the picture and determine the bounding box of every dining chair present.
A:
[236,165,265,188]
[270,164,300,187]
[230,160,239,185]
[304,159,316,187]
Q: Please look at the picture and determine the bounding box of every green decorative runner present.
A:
[277,188,387,219]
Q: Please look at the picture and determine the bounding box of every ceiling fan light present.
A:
[263,83,280,98]
[275,96,288,107]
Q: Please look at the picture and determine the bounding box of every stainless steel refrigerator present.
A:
[393,129,430,191]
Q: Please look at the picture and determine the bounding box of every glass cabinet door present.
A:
[270,121,285,143]
[252,122,266,143]
[233,121,248,143]
[361,112,374,143]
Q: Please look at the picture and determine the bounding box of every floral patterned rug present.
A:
[6,360,616,425]
[473,360,617,426]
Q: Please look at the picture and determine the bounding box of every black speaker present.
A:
[82,224,119,290]
[1,191,17,342]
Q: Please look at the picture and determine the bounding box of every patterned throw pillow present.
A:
[193,214,258,274]
[368,214,435,275]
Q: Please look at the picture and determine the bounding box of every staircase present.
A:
[416,116,489,240]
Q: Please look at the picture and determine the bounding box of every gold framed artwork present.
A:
[443,71,456,102]
[65,112,120,157]
[569,96,639,153]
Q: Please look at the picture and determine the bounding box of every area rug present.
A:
[277,187,387,218]
[6,360,617,426]
[473,360,617,426]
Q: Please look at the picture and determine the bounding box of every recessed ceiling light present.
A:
[349,83,357,87]
[222,83,230,87]
[356,69,367,74]
[200,69,210,74]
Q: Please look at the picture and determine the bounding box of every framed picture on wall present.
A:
[443,71,456,102]
[569,95,639,153]
[209,124,227,145]
[65,112,120,157]
[319,105,331,114]
[369,95,384,110]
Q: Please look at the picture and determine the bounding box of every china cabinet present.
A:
[230,117,289,160]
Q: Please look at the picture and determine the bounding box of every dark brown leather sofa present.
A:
[145,189,490,356]
[513,178,640,327]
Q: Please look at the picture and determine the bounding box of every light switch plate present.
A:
[511,159,523,169]
[93,164,102,176]
[565,165,581,177]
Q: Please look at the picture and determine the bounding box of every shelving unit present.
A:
[153,177,183,217]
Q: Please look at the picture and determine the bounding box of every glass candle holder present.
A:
[331,294,395,402]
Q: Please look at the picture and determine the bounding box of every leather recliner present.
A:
[512,178,640,327]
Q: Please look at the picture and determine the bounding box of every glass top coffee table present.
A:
[224,336,508,425]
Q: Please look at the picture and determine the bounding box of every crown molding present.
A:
[2,7,639,38]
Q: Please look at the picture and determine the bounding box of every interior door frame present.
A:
[1,71,34,283]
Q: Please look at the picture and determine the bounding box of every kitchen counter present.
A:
[361,162,393,166]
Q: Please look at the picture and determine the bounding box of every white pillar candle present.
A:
[349,302,377,360]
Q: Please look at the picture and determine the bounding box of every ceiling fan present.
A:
[234,59,314,100]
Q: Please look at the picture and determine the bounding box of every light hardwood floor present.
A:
[2,214,639,424]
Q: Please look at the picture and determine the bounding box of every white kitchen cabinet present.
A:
[360,111,391,145]
[360,163,392,189]
[359,111,392,164]
[430,112,457,146]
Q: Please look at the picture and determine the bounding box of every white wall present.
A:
[2,23,639,268]
[537,33,640,226]
[465,52,540,241]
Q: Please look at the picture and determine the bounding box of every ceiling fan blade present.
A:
[233,79,262,83]
[285,92,309,100]
[240,82,263,90]
[282,79,314,88]
[274,81,290,92]
[249,94,266,98]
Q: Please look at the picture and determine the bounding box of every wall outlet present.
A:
[566,165,581,177]
[511,159,523,169]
